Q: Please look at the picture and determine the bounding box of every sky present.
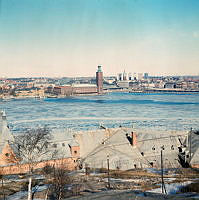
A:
[0,0,199,77]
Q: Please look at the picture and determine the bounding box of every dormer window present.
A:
[5,153,10,157]
[161,145,165,150]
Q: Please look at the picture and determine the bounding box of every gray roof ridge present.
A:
[101,129,125,144]
[81,129,122,161]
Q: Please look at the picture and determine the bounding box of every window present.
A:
[5,153,9,157]
[62,143,65,147]
[161,145,165,150]
[141,152,144,156]
[53,144,57,148]
[74,150,77,154]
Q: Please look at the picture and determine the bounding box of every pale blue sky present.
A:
[0,0,199,77]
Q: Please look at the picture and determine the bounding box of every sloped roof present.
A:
[75,128,133,158]
[80,128,187,170]
[81,128,149,170]
[189,131,199,165]
[50,129,74,142]
[69,140,79,147]
[133,129,186,168]
[20,129,77,163]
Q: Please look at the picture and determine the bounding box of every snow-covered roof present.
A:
[72,84,96,88]
[77,128,187,170]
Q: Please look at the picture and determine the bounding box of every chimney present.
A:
[132,132,137,146]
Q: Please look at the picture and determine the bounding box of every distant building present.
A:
[118,73,123,81]
[116,70,133,88]
[117,81,130,88]
[138,73,143,80]
[129,81,139,89]
[53,85,73,96]
[123,70,127,81]
[15,87,45,98]
[46,83,98,96]
[133,73,137,80]
[128,73,132,81]
[72,84,97,94]
[144,73,149,79]
[164,82,176,89]
[96,66,103,94]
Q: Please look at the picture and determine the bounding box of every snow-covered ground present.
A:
[7,185,48,200]
[147,180,192,194]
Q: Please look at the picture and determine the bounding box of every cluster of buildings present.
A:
[46,66,104,96]
[116,71,199,91]
[1,67,199,99]
[0,111,198,175]
[0,66,104,99]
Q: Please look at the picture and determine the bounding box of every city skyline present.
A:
[0,0,199,77]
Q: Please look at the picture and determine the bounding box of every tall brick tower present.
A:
[96,66,103,94]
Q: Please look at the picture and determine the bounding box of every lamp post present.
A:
[189,127,192,164]
[161,149,167,194]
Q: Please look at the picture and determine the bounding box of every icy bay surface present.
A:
[1,92,199,133]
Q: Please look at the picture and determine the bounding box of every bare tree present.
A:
[50,167,72,200]
[14,127,51,200]
[0,175,5,200]
[42,163,73,200]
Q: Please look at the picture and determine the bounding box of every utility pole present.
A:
[161,149,167,194]
[189,128,192,164]
[107,155,110,189]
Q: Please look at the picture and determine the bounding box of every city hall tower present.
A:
[96,66,103,94]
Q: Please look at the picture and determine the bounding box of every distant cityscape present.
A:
[0,66,199,99]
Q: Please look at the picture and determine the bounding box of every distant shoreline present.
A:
[129,89,199,94]
[1,89,199,100]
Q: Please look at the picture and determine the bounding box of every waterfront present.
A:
[0,92,199,133]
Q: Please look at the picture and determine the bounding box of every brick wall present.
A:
[0,157,77,175]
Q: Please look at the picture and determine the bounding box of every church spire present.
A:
[2,110,6,121]
[0,110,14,145]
